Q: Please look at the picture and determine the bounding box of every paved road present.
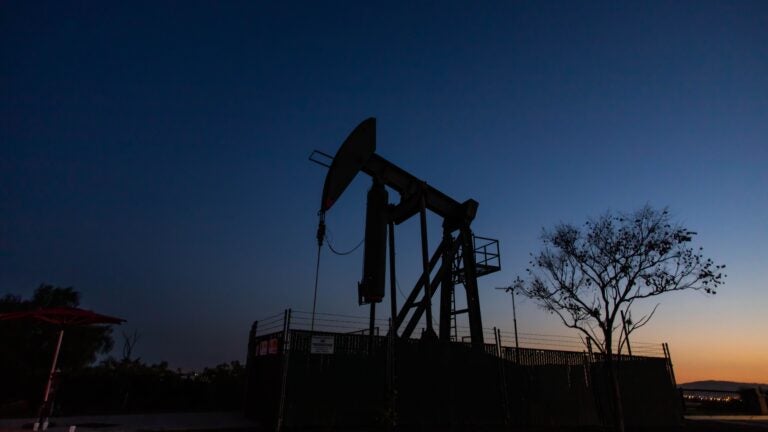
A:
[0,411,259,432]
[686,415,768,430]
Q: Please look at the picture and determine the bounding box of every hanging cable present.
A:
[395,278,407,300]
[327,237,364,255]
[311,213,326,333]
[325,226,364,256]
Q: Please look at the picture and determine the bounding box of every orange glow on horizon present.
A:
[674,353,768,385]
[668,335,768,384]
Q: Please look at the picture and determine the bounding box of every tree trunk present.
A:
[606,338,625,432]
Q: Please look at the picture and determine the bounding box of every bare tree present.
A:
[121,329,140,362]
[515,206,725,432]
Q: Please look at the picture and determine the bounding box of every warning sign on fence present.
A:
[310,335,335,354]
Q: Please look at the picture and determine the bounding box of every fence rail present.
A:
[249,309,669,364]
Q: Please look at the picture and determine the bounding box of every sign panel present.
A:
[258,340,268,356]
[268,338,279,354]
[310,335,335,354]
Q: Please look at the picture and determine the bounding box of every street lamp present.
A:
[495,285,520,363]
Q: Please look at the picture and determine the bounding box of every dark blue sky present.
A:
[2,1,766,379]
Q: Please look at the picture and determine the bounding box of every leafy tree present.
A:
[0,284,115,414]
[515,206,725,432]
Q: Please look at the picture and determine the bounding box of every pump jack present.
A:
[312,118,500,350]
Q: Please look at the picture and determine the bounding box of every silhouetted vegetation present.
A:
[0,285,114,416]
[57,359,246,415]
[0,286,246,417]
[515,206,726,432]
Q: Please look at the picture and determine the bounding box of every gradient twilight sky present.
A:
[1,2,767,383]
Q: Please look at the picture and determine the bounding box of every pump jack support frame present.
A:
[316,118,498,350]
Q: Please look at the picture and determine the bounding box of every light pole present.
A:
[496,285,520,363]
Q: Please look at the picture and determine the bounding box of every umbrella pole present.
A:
[35,328,64,431]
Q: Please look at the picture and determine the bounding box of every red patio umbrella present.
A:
[0,307,125,430]
[0,307,125,325]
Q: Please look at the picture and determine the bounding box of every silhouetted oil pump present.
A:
[311,118,500,349]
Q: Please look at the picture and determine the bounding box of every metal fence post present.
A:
[276,309,292,432]
[386,318,397,430]
[495,328,511,425]
[244,320,258,409]
[663,342,678,388]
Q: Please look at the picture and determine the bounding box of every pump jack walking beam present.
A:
[363,154,478,231]
[319,119,477,230]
